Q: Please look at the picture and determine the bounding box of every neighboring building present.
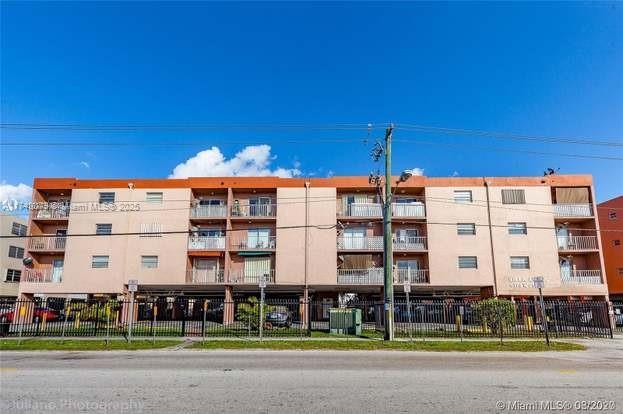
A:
[17,175,609,302]
[598,196,623,300]
[1,215,27,298]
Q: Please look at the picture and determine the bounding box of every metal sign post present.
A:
[127,279,138,342]
[202,300,207,343]
[259,274,267,342]
[532,276,549,347]
[404,279,412,341]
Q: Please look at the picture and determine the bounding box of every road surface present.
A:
[1,340,622,413]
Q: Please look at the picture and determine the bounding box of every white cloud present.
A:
[408,167,425,176]
[79,161,90,169]
[452,171,460,177]
[0,182,33,211]
[169,145,301,178]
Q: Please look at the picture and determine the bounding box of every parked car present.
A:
[0,307,60,323]
[265,306,292,328]
[614,308,623,327]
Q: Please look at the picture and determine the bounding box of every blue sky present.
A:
[1,2,621,203]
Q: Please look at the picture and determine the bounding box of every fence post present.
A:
[61,298,71,340]
[94,302,100,337]
[181,300,186,337]
[606,301,614,339]
[152,303,157,344]
[202,299,207,343]
[307,299,312,337]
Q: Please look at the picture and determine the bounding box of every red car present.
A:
[0,307,60,323]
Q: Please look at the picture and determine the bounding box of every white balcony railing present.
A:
[187,236,226,250]
[343,203,383,217]
[554,204,593,217]
[557,236,598,251]
[230,204,276,217]
[337,236,383,250]
[560,269,602,285]
[23,267,63,283]
[28,236,67,252]
[393,236,427,251]
[186,269,225,284]
[392,203,426,218]
[394,268,429,284]
[337,268,384,284]
[229,236,276,250]
[191,205,227,218]
[34,208,70,220]
[228,269,275,284]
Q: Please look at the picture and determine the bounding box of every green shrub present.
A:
[474,298,516,342]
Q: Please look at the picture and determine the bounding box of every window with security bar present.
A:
[510,256,530,269]
[458,256,478,269]
[457,223,476,235]
[453,190,473,203]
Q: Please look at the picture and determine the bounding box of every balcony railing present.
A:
[392,203,426,218]
[229,236,276,250]
[393,236,427,251]
[23,267,63,283]
[337,268,384,284]
[191,205,227,218]
[28,236,67,252]
[186,269,225,284]
[557,236,598,251]
[560,269,602,285]
[230,204,276,217]
[187,236,226,250]
[34,208,70,220]
[341,203,382,217]
[337,236,383,250]
[553,203,593,217]
[394,268,429,284]
[228,269,275,284]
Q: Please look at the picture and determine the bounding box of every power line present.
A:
[396,123,623,148]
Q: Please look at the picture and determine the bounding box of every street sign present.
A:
[403,279,411,293]
[259,274,267,289]
[532,276,545,289]
[128,279,138,292]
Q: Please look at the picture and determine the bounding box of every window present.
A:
[609,211,617,220]
[11,222,27,236]
[457,223,476,235]
[91,255,109,268]
[458,256,478,269]
[98,192,115,204]
[614,240,621,246]
[146,192,163,203]
[510,256,530,269]
[140,223,163,237]
[5,269,21,282]
[96,223,112,235]
[141,255,159,269]
[508,222,528,235]
[619,268,623,277]
[8,246,24,259]
[454,190,473,203]
[501,189,526,204]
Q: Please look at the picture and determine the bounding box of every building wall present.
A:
[598,196,623,296]
[276,186,337,285]
[0,215,27,297]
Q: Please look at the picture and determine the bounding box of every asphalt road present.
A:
[1,340,622,413]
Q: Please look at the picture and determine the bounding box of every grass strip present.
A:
[0,339,182,351]
[189,339,585,352]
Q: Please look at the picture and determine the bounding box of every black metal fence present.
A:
[0,297,615,339]
[613,301,623,333]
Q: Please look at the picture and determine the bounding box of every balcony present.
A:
[557,236,598,251]
[190,205,227,218]
[553,204,593,217]
[393,236,427,251]
[186,268,225,284]
[34,208,70,220]
[560,269,602,285]
[229,236,276,250]
[187,236,226,250]
[394,268,429,284]
[392,202,426,218]
[337,268,384,284]
[228,269,275,284]
[337,236,383,251]
[28,236,66,252]
[23,267,63,283]
[341,203,382,217]
[230,204,276,218]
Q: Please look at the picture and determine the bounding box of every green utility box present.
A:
[329,308,362,336]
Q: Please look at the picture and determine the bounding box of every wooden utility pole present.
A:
[383,124,395,341]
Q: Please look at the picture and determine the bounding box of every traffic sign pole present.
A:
[532,277,549,347]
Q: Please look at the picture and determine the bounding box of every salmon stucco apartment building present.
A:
[16,174,610,303]
[598,196,623,301]
[1,215,28,298]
